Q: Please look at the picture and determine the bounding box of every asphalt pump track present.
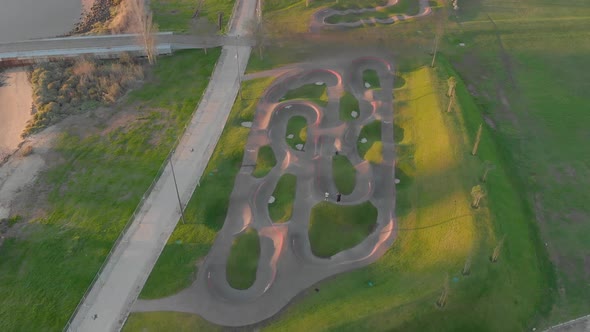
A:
[134,56,399,327]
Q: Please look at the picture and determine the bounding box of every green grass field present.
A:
[358,120,383,164]
[226,228,260,289]
[339,91,360,121]
[332,155,356,195]
[253,145,277,178]
[308,201,377,258]
[282,83,329,106]
[0,49,221,331]
[285,116,308,150]
[138,76,275,300]
[363,69,381,88]
[439,2,590,325]
[269,174,297,223]
[123,311,220,332]
[151,0,236,32]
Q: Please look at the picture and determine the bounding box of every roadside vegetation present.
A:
[268,174,297,223]
[25,55,144,136]
[308,201,377,258]
[253,145,277,178]
[150,0,236,32]
[138,76,275,300]
[0,49,221,331]
[226,228,260,289]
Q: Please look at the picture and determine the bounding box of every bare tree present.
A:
[447,76,457,97]
[470,185,486,209]
[446,91,455,113]
[436,275,450,308]
[471,123,483,155]
[430,2,446,67]
[462,254,472,275]
[491,235,506,263]
[127,0,158,65]
[246,19,267,60]
[481,161,496,183]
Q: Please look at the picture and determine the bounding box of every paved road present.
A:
[134,55,398,326]
[0,32,252,61]
[545,314,590,332]
[65,0,256,331]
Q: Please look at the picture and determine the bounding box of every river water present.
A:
[0,0,90,156]
[0,0,90,43]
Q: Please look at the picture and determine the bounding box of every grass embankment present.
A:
[332,155,356,195]
[308,201,377,258]
[269,174,297,223]
[123,312,221,332]
[226,229,260,289]
[151,0,236,32]
[283,83,329,106]
[253,145,277,178]
[261,64,549,331]
[285,116,308,150]
[339,91,360,121]
[444,8,589,325]
[363,69,381,88]
[0,49,220,331]
[137,76,275,300]
[325,0,421,24]
[358,120,383,164]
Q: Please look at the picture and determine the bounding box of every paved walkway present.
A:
[134,55,399,326]
[65,0,257,331]
[545,314,590,332]
[0,33,252,61]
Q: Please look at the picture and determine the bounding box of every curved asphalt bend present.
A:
[133,56,399,327]
[65,0,257,331]
[310,0,432,33]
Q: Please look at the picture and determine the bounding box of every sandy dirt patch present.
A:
[0,68,33,161]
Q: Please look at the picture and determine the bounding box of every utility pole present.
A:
[170,155,186,224]
[257,0,262,23]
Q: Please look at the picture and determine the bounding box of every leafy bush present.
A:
[24,56,144,137]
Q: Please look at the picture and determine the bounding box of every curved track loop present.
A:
[310,0,432,32]
[133,57,399,327]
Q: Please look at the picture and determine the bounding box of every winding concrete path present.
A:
[65,0,257,331]
[310,0,432,32]
[133,55,399,327]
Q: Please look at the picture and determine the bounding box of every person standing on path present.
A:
[325,192,329,201]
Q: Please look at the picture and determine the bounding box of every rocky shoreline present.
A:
[70,0,117,35]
